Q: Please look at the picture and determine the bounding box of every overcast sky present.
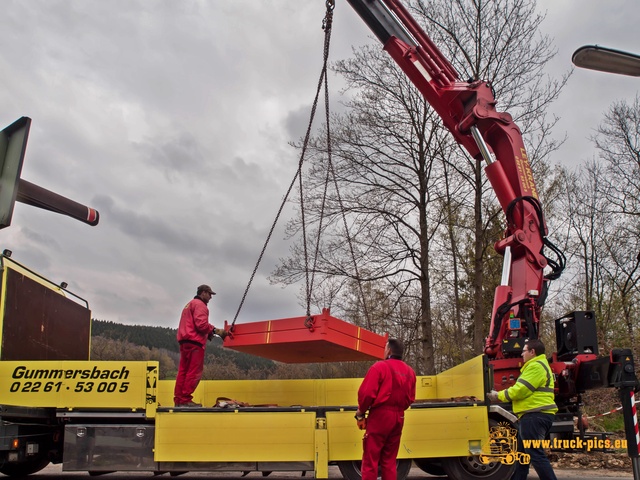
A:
[0,1,638,330]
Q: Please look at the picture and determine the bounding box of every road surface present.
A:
[22,463,632,479]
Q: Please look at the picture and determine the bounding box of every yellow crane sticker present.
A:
[480,422,530,465]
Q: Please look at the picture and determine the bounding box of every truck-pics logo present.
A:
[481,423,530,465]
[481,421,628,465]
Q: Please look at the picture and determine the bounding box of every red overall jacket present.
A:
[358,358,416,413]
[176,297,214,347]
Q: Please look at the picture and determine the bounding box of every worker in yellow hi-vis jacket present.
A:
[488,339,558,480]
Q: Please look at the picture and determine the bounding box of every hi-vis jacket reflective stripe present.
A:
[497,353,558,417]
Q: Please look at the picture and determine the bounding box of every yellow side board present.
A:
[156,354,486,408]
[154,405,488,463]
[0,355,485,411]
[326,406,488,460]
[434,354,487,399]
[155,411,317,462]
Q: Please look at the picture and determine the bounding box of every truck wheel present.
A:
[441,455,514,480]
[0,456,50,477]
[337,459,412,480]
[414,458,446,476]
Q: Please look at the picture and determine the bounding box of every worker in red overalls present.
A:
[355,338,416,480]
[173,284,227,407]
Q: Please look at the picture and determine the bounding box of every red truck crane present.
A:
[345,0,640,471]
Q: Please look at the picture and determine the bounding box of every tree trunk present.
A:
[473,157,485,354]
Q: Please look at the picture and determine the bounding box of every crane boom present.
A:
[345,0,564,383]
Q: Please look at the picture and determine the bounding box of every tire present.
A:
[414,458,446,476]
[441,454,515,480]
[337,459,412,480]
[0,456,50,477]
[441,417,517,480]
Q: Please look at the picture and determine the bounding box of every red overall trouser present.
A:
[361,406,405,480]
[173,342,205,405]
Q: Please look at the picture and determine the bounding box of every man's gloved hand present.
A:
[487,390,500,403]
[214,328,229,339]
[207,332,214,341]
[355,411,366,430]
[357,417,367,430]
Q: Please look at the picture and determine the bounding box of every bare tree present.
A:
[558,156,640,356]
[593,94,640,218]
[278,44,448,374]
[583,96,640,354]
[560,161,608,313]
[413,0,567,353]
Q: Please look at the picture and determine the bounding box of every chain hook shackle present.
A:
[322,0,335,31]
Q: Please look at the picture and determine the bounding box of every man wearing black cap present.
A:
[355,338,416,480]
[174,284,228,407]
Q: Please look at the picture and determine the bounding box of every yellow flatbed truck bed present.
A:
[0,355,491,479]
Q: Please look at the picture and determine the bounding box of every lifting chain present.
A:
[306,0,373,332]
[301,0,336,330]
[231,0,336,330]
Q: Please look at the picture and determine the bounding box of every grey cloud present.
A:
[0,0,636,332]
